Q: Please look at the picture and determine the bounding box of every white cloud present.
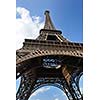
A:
[16,7,44,49]
[55,98,59,100]
[31,87,50,96]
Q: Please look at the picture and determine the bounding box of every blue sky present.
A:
[16,0,83,49]
[16,0,83,100]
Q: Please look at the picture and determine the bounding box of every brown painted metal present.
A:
[16,10,83,100]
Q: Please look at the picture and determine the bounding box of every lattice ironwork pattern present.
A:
[16,10,83,100]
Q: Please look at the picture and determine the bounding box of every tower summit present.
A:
[37,10,68,42]
[44,10,56,30]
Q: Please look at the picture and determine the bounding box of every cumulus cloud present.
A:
[16,7,44,49]
[31,87,50,96]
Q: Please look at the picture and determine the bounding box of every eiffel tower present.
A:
[16,10,83,100]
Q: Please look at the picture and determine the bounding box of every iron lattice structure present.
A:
[16,10,83,100]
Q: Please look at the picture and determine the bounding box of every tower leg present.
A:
[16,69,36,100]
[62,66,77,100]
[62,65,83,100]
[70,77,83,100]
[61,79,74,100]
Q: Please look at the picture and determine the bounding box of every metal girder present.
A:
[16,64,83,100]
[16,10,83,100]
